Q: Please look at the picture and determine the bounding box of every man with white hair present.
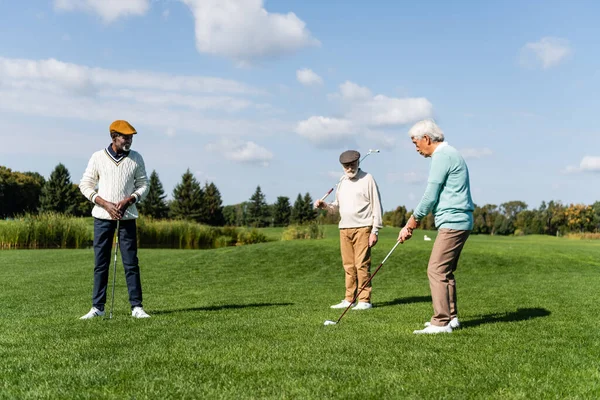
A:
[315,150,383,311]
[398,119,474,334]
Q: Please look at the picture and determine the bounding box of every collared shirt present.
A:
[105,143,130,164]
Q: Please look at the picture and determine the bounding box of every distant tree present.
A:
[421,213,436,230]
[72,183,93,217]
[38,163,77,214]
[248,186,269,227]
[472,204,499,234]
[171,169,204,222]
[290,193,306,224]
[0,167,45,218]
[138,170,169,219]
[303,192,317,222]
[592,201,600,232]
[565,203,596,233]
[272,196,291,226]
[538,200,566,236]
[203,182,225,226]
[20,171,46,215]
[383,206,408,228]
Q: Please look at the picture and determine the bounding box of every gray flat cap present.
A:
[339,150,360,164]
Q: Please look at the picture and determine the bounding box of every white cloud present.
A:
[54,0,150,23]
[339,81,372,101]
[205,139,273,167]
[181,0,320,64]
[162,9,170,19]
[566,156,600,173]
[166,127,176,137]
[460,148,493,159]
[0,57,263,95]
[296,68,323,86]
[364,130,396,149]
[298,81,432,147]
[0,56,289,138]
[520,37,572,69]
[360,95,433,126]
[295,116,356,148]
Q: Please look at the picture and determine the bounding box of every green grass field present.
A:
[1,226,600,399]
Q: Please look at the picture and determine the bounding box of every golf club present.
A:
[360,149,380,163]
[318,149,381,203]
[324,240,401,326]
[109,220,120,319]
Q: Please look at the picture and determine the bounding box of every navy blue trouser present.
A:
[92,218,143,311]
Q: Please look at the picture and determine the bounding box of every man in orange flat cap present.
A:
[79,120,150,319]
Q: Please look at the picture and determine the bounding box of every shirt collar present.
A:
[106,143,130,163]
[432,141,449,155]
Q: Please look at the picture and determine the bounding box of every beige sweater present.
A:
[330,169,383,233]
[79,148,149,220]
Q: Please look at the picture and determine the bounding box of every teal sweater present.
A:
[413,143,474,230]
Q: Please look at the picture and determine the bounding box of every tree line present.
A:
[0,164,336,228]
[2,164,599,235]
[383,200,600,236]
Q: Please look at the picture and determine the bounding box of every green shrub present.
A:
[236,228,268,245]
[281,223,324,241]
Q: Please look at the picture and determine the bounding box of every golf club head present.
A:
[324,320,337,326]
[369,149,381,154]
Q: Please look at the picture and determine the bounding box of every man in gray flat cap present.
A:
[315,150,384,310]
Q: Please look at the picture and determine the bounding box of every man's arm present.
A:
[398,155,449,242]
[79,154,99,203]
[132,154,149,204]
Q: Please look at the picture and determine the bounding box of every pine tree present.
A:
[290,193,306,224]
[138,170,169,219]
[272,196,291,226]
[203,181,225,226]
[170,169,204,222]
[38,163,77,214]
[248,186,269,227]
[303,192,316,222]
[72,183,94,217]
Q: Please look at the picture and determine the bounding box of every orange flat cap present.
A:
[109,120,137,135]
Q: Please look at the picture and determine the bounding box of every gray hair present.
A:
[408,119,445,142]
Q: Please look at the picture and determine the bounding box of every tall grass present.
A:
[0,213,90,249]
[565,232,600,240]
[0,215,268,249]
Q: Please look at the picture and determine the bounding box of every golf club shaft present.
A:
[334,240,401,324]
[109,220,120,319]
[320,188,334,202]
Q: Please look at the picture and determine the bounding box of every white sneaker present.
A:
[132,307,150,318]
[425,317,460,329]
[352,302,373,310]
[80,307,105,320]
[330,300,354,309]
[414,324,452,334]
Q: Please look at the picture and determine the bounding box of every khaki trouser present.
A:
[428,228,470,327]
[339,227,372,303]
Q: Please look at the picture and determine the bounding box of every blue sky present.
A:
[1,0,599,211]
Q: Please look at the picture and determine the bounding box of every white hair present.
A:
[408,119,445,142]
